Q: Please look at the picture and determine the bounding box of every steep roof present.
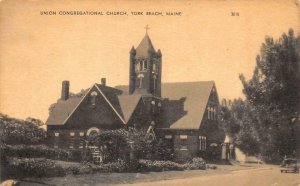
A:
[117,94,142,123]
[45,97,82,125]
[46,84,126,126]
[46,81,217,129]
[161,81,216,129]
[116,81,217,129]
[135,34,156,57]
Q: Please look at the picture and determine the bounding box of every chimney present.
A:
[61,80,69,101]
[101,78,106,86]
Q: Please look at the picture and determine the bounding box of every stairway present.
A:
[89,146,103,164]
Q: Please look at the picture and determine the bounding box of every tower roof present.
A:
[135,33,156,57]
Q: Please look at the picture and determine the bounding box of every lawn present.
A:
[19,163,266,186]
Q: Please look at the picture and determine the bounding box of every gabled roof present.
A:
[135,34,156,57]
[161,81,216,129]
[117,94,142,123]
[45,97,82,125]
[46,84,126,126]
[46,81,217,130]
[116,81,217,130]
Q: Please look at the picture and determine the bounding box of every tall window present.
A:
[54,132,59,148]
[69,132,75,149]
[138,74,144,88]
[91,91,98,105]
[207,107,211,119]
[180,135,188,150]
[199,136,207,151]
[213,108,217,120]
[153,63,156,72]
[140,61,143,71]
[144,60,148,69]
[135,62,140,72]
[153,75,157,91]
[79,132,85,148]
[199,136,202,150]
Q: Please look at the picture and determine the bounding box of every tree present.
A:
[219,99,260,155]
[0,114,46,145]
[239,29,300,161]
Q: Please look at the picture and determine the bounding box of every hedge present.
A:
[0,144,82,162]
[4,158,65,178]
[138,158,207,172]
[67,160,128,174]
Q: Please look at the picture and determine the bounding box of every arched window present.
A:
[207,107,211,119]
[87,127,100,136]
[153,63,156,72]
[138,74,144,88]
[135,62,140,72]
[90,91,98,105]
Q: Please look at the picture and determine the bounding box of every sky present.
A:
[0,0,299,122]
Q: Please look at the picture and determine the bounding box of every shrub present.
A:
[183,157,206,170]
[5,158,65,178]
[67,159,127,174]
[0,144,71,161]
[138,159,184,172]
[0,114,46,145]
[138,158,207,172]
[87,128,173,163]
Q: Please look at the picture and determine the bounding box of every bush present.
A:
[183,157,206,170]
[0,114,46,145]
[67,159,127,175]
[138,159,184,171]
[0,144,71,161]
[138,158,207,172]
[5,158,65,178]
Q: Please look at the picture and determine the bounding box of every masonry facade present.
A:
[46,33,225,162]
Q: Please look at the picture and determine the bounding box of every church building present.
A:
[46,31,225,162]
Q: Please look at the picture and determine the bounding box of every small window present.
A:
[79,146,83,149]
[165,135,172,139]
[54,132,59,137]
[70,132,75,136]
[180,135,188,150]
[54,145,58,148]
[69,145,74,149]
[79,132,84,137]
[180,135,188,139]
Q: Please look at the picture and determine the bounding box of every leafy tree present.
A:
[220,99,260,155]
[88,128,171,163]
[239,29,300,161]
[0,114,46,145]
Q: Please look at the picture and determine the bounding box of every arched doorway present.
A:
[86,127,102,164]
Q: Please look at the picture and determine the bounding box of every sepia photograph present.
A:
[0,0,299,185]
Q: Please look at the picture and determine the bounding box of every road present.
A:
[115,166,300,186]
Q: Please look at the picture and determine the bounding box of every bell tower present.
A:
[129,26,162,97]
